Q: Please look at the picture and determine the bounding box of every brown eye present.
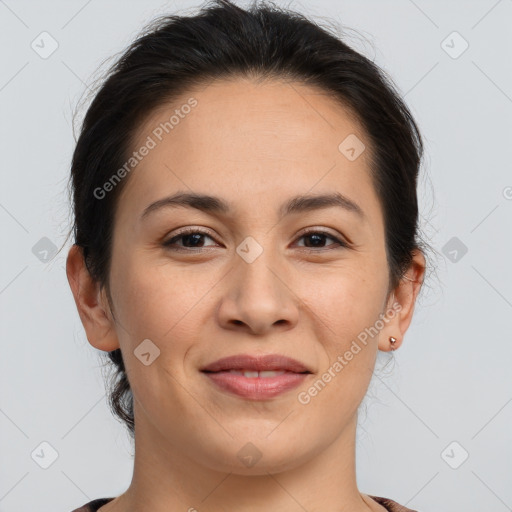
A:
[162,228,348,253]
[163,229,218,250]
[295,230,347,250]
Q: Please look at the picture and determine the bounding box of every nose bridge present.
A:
[234,234,284,301]
[217,234,299,333]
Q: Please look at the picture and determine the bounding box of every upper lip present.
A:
[201,354,312,373]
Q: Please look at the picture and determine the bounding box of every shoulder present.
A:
[70,497,115,512]
[71,495,418,512]
[367,494,420,512]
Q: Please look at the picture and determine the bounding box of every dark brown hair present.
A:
[67,0,433,441]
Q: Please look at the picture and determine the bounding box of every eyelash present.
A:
[162,227,348,253]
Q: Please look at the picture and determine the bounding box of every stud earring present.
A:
[389,336,397,350]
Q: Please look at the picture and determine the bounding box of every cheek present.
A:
[109,253,225,382]
[301,265,386,345]
[108,255,210,410]
[295,272,383,426]
[111,250,201,338]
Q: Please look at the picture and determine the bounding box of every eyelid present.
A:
[294,227,350,249]
[163,226,219,246]
[296,225,346,240]
[163,225,350,251]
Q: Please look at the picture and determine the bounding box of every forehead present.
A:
[118,77,381,227]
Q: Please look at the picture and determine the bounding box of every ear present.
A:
[378,248,426,352]
[66,244,120,352]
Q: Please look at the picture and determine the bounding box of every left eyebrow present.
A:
[140,191,366,221]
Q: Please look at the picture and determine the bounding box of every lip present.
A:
[201,354,313,400]
[200,354,312,373]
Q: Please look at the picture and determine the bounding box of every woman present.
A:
[66,0,429,510]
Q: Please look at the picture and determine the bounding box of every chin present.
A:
[196,434,313,475]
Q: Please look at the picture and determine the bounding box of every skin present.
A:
[67,77,425,512]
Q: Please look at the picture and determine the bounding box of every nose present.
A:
[216,248,300,336]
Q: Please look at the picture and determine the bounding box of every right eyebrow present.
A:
[140,190,366,222]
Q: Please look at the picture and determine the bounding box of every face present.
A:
[90,77,403,474]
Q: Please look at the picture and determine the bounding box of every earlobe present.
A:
[378,249,426,352]
[377,290,403,352]
[66,244,120,352]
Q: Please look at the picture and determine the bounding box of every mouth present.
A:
[200,353,313,373]
[209,369,302,378]
[200,354,313,400]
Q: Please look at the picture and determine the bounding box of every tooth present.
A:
[226,370,287,378]
[242,371,259,378]
[260,370,285,378]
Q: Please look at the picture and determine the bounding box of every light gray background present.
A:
[1,1,511,511]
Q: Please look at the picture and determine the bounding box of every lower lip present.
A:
[202,371,310,399]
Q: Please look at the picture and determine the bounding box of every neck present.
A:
[106,410,381,512]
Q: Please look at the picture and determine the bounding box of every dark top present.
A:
[71,494,419,511]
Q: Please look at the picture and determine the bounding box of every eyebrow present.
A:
[140,191,365,221]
